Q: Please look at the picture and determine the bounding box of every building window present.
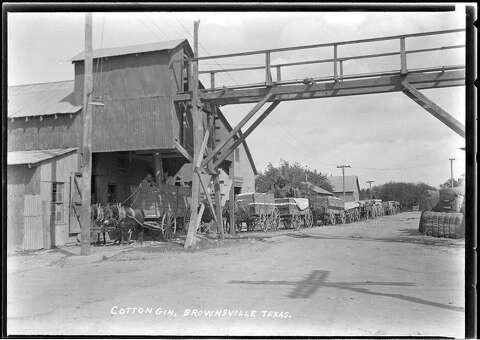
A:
[52,182,65,223]
[235,148,240,162]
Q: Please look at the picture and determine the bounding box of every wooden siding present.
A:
[7,114,81,152]
[23,195,43,250]
[7,165,40,251]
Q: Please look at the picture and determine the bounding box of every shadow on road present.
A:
[284,231,464,248]
[229,270,464,312]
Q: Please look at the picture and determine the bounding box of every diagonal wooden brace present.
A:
[195,130,210,168]
[195,167,217,223]
[401,80,465,138]
[201,90,273,167]
[212,101,280,169]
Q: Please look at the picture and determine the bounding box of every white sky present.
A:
[8,6,473,188]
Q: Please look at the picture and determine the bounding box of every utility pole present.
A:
[337,164,351,201]
[184,20,201,248]
[80,13,93,256]
[366,180,374,199]
[449,157,455,188]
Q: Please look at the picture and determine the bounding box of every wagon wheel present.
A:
[269,208,280,231]
[161,210,176,240]
[303,208,314,228]
[291,212,302,230]
[330,212,336,225]
[259,212,269,232]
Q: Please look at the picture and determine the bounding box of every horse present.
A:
[112,203,145,244]
[91,203,108,245]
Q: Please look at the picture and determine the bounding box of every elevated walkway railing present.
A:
[190,28,465,92]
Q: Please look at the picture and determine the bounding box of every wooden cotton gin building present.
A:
[7,39,256,252]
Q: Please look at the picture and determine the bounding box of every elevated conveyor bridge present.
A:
[176,25,466,247]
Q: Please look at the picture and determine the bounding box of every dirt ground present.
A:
[7,211,465,337]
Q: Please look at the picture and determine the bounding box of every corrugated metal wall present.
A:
[7,114,81,152]
[74,49,184,152]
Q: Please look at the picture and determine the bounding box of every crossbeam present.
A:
[212,101,281,169]
[401,79,465,138]
[176,69,464,106]
[202,91,273,165]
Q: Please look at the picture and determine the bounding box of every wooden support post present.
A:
[276,66,281,82]
[265,52,272,86]
[185,20,201,249]
[195,203,205,234]
[401,79,465,138]
[213,101,280,169]
[210,72,215,90]
[80,12,93,256]
[195,168,216,222]
[213,174,224,239]
[339,60,344,81]
[333,44,338,81]
[153,152,164,184]
[42,201,52,249]
[400,37,407,75]
[229,161,235,235]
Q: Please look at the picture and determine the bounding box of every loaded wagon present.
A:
[344,201,360,223]
[309,196,345,225]
[274,197,313,230]
[235,193,280,232]
[131,182,191,240]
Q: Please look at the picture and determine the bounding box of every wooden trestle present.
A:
[181,25,466,248]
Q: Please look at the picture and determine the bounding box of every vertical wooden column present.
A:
[80,12,93,256]
[212,105,224,239]
[153,152,164,184]
[229,160,235,235]
[184,20,201,248]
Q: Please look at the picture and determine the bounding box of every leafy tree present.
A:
[439,178,461,189]
[255,159,332,195]
[370,182,436,209]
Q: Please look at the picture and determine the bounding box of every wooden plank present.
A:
[229,161,235,235]
[174,141,193,162]
[213,174,224,239]
[401,79,465,137]
[177,70,465,105]
[196,129,210,168]
[195,168,216,222]
[194,28,464,61]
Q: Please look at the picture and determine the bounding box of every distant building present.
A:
[300,181,334,197]
[327,176,361,202]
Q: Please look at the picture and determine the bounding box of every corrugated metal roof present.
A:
[71,39,187,62]
[8,80,81,118]
[328,176,360,193]
[300,181,334,196]
[8,148,77,166]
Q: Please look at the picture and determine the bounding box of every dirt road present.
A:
[7,212,464,337]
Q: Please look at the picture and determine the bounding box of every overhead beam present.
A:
[175,69,464,105]
[401,79,465,138]
[212,101,280,169]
